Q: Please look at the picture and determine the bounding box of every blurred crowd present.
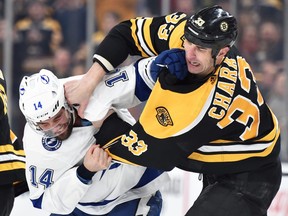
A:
[0,0,287,161]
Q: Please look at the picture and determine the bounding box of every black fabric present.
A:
[77,164,96,181]
[185,159,282,216]
[95,21,135,69]
[0,184,14,216]
[95,113,184,171]
[0,73,26,187]
[94,113,132,146]
[14,180,28,197]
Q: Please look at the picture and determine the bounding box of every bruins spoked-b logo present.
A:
[220,21,228,32]
[156,106,173,126]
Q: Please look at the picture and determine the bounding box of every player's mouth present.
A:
[188,61,200,66]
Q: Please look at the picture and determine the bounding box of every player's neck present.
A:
[74,114,92,127]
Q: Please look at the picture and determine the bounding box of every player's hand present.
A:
[64,62,106,118]
[83,144,112,172]
[150,48,188,81]
[64,79,89,118]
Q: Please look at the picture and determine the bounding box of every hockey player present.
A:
[65,5,282,216]
[0,69,26,216]
[18,69,168,216]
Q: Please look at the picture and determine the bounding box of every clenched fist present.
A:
[83,144,112,172]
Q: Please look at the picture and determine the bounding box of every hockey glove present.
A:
[150,48,188,81]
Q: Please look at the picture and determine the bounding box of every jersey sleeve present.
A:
[84,57,156,122]
[94,12,187,72]
[97,113,186,171]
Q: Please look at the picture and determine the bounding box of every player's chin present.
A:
[187,64,201,74]
[56,125,73,141]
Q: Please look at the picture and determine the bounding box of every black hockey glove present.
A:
[150,48,188,81]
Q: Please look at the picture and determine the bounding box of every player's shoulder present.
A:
[23,123,35,136]
[164,12,188,23]
[22,124,43,150]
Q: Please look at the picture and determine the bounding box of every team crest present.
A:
[156,106,173,126]
[220,21,228,32]
[42,136,62,151]
[40,74,50,84]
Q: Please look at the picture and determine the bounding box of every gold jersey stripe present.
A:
[130,18,149,57]
[188,128,279,162]
[106,149,139,166]
[143,18,157,55]
[0,145,25,156]
[0,161,26,171]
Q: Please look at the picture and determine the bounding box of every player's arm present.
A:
[83,57,158,124]
[64,13,187,116]
[83,49,189,125]
[95,113,187,171]
[95,12,187,71]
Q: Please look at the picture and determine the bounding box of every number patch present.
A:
[121,130,148,156]
[158,13,186,40]
[105,71,129,87]
[29,166,54,189]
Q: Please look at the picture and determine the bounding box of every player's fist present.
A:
[83,144,112,172]
[150,48,188,81]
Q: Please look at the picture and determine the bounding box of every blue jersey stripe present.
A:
[134,60,152,101]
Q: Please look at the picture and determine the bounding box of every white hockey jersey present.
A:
[22,75,169,215]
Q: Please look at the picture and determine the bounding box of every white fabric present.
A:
[84,58,155,122]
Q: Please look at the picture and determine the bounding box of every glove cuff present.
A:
[76,164,96,184]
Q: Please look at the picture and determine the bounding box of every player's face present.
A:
[184,40,215,77]
[37,108,73,140]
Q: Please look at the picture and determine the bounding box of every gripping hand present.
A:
[150,48,188,81]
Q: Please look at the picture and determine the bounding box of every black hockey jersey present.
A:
[0,70,26,185]
[92,12,280,174]
[98,49,280,174]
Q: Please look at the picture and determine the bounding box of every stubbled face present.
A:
[183,40,215,78]
[37,108,73,140]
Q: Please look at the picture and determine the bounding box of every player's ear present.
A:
[218,46,230,58]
